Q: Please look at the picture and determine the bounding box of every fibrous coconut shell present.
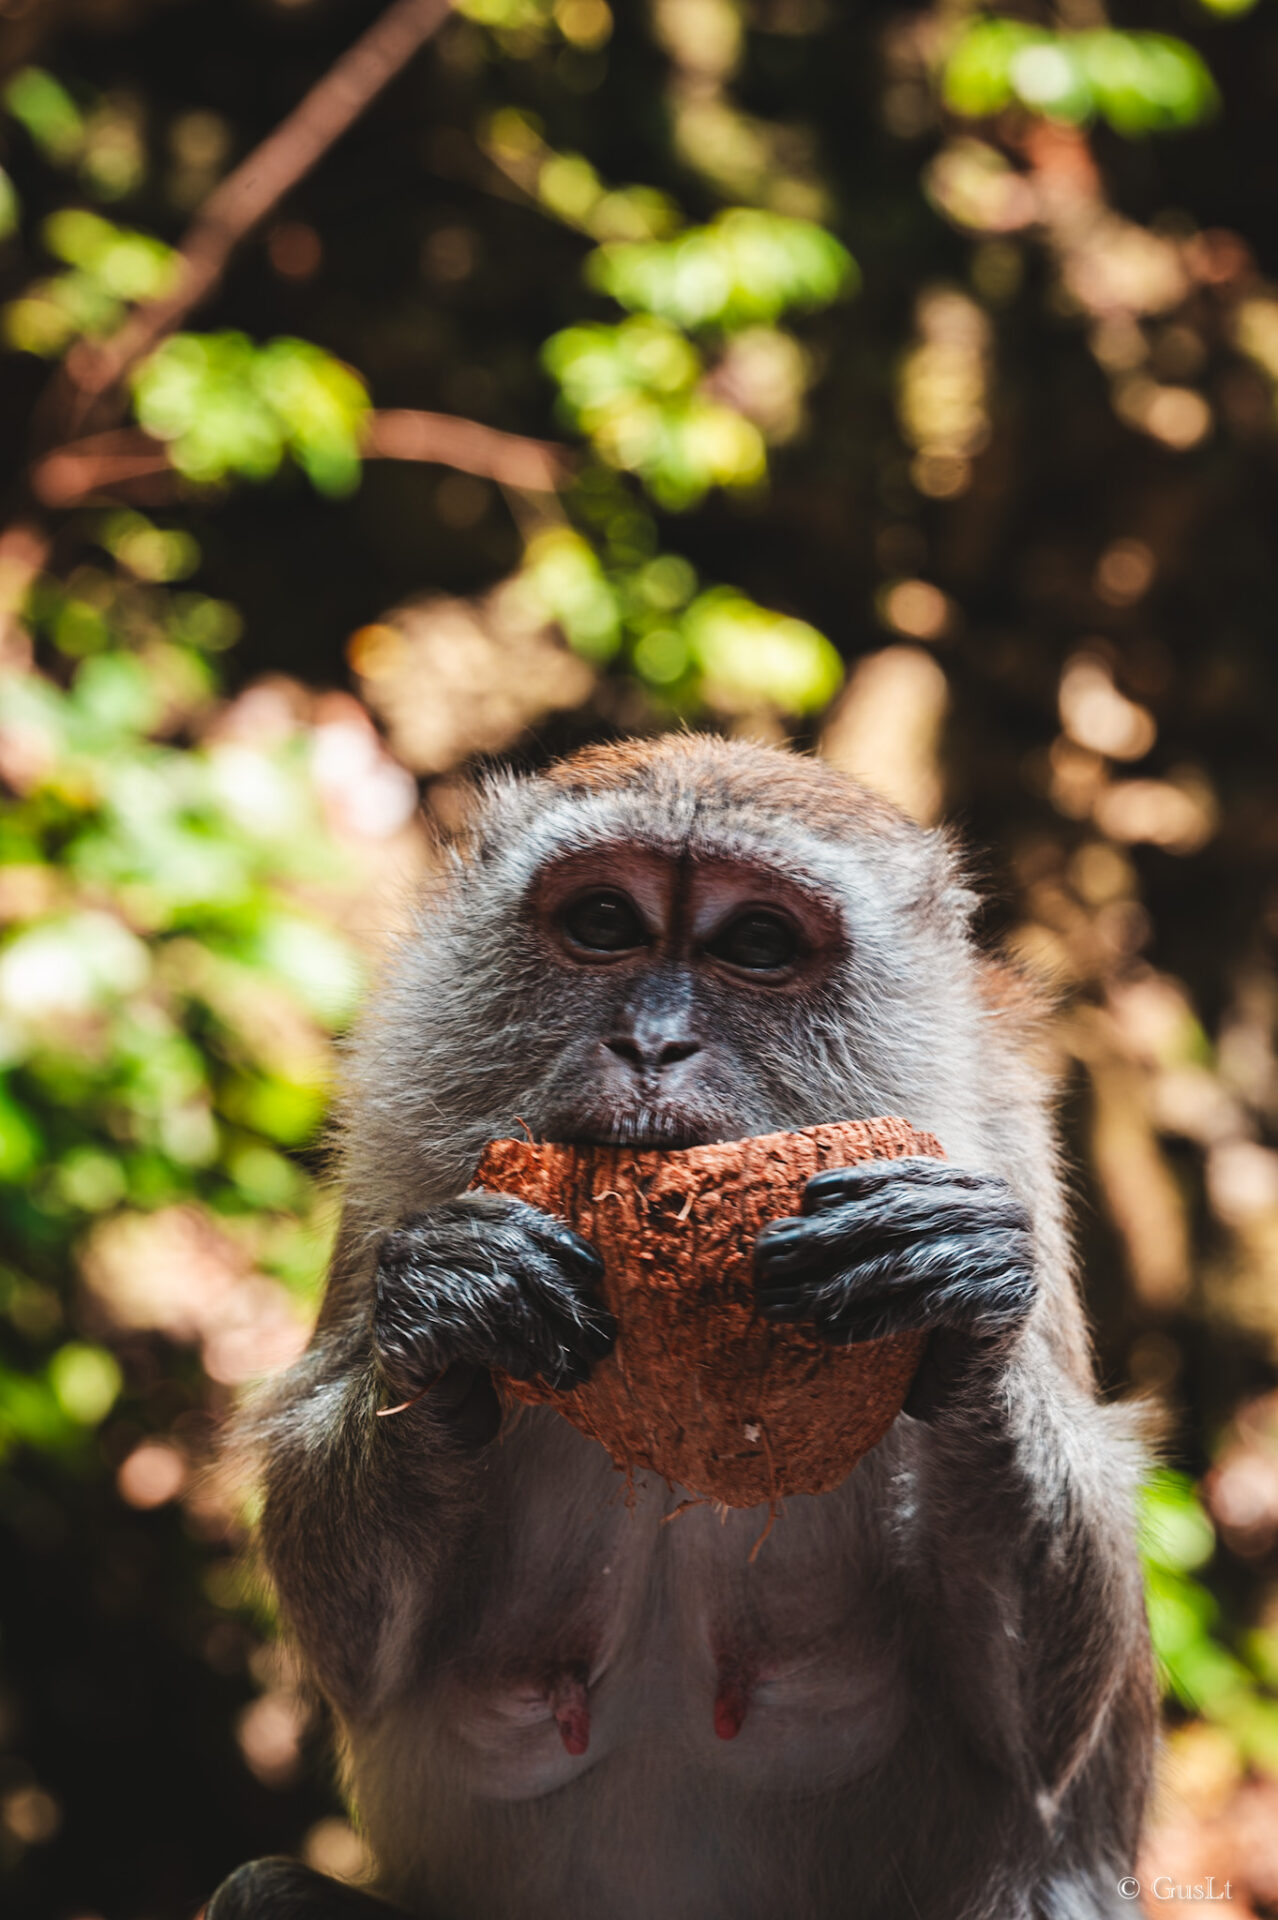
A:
[473,1116,943,1508]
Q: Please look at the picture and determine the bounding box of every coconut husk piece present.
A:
[473,1117,943,1508]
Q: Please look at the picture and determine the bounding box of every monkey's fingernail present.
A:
[801,1169,859,1213]
[754,1224,810,1273]
[554,1231,604,1276]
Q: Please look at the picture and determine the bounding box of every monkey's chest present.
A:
[441,1477,907,1802]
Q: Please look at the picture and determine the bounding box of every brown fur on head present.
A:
[543,733,910,844]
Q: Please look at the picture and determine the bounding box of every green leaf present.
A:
[219,1073,327,1147]
[587,210,855,332]
[682,587,843,714]
[942,21,1219,135]
[132,333,369,495]
[942,19,1039,118]
[0,166,19,241]
[0,1080,42,1180]
[3,68,83,164]
[43,210,177,300]
[1140,1468,1216,1573]
[0,1365,77,1452]
[1081,32,1219,135]
[48,1342,122,1425]
[520,527,623,660]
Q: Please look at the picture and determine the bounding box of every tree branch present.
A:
[30,414,573,509]
[362,410,572,490]
[54,0,453,429]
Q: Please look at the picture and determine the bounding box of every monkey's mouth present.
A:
[558,1104,730,1151]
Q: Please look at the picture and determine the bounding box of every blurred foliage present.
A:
[941,21,1219,134]
[1,0,1278,1914]
[132,334,370,495]
[544,316,770,506]
[4,208,175,355]
[1142,1471,1278,1771]
[0,512,375,1911]
[585,209,854,329]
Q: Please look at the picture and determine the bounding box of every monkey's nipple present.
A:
[713,1659,752,1741]
[550,1671,591,1757]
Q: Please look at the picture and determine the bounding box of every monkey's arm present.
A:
[753,1160,1154,1819]
[251,1192,612,1717]
[909,1334,1155,1843]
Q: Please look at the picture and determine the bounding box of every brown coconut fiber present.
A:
[473,1116,943,1508]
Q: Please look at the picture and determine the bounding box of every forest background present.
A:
[1,0,1277,1914]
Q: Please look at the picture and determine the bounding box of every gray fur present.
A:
[223,737,1155,1920]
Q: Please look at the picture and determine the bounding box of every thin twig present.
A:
[365,411,572,491]
[30,412,571,508]
[31,430,175,506]
[53,0,454,430]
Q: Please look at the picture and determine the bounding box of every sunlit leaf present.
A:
[682,587,843,714]
[942,20,1219,135]
[0,166,19,240]
[3,68,83,164]
[520,527,623,660]
[43,210,177,300]
[588,209,855,331]
[48,1342,121,1424]
[0,1080,42,1180]
[1140,1468,1217,1573]
[132,332,369,495]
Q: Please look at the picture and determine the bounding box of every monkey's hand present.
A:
[374,1191,616,1401]
[752,1158,1035,1360]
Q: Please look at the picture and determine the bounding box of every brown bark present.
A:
[30,413,571,508]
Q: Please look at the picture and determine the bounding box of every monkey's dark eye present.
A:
[560,889,646,954]
[707,911,799,974]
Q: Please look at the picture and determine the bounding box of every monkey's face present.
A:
[343,739,984,1208]
[519,844,849,1148]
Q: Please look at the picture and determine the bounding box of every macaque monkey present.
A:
[209,735,1154,1920]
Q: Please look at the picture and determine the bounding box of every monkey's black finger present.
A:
[523,1269,617,1345]
[563,1309,617,1352]
[754,1209,923,1276]
[578,1309,619,1355]
[753,1217,814,1276]
[537,1307,617,1366]
[754,1276,812,1304]
[755,1286,821,1323]
[823,1265,1037,1343]
[813,1182,1031,1244]
[519,1294,617,1383]
[800,1160,1001,1215]
[760,1196,1032,1285]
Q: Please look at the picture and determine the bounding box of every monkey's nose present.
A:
[605,1036,702,1073]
